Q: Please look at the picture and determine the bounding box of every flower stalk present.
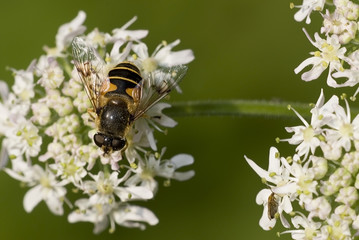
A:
[165,100,325,118]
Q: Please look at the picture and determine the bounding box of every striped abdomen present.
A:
[105,62,142,99]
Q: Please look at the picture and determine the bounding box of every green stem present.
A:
[163,100,313,118]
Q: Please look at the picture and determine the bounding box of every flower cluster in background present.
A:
[246,1,359,239]
[293,0,359,97]
[0,11,195,234]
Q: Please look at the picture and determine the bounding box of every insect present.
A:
[267,192,278,220]
[72,37,188,155]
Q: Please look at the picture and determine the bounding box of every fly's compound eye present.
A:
[94,133,105,148]
[94,133,126,151]
[111,137,126,151]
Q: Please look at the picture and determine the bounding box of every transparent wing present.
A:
[132,65,188,121]
[72,37,107,112]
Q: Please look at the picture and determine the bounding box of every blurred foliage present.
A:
[0,0,348,239]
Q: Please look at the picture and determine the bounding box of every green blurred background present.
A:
[0,0,347,239]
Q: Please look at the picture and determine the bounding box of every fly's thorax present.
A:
[98,97,132,137]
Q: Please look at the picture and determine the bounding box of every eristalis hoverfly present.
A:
[71,37,188,155]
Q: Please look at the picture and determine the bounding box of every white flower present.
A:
[43,90,74,117]
[54,11,86,54]
[292,0,325,24]
[321,9,358,44]
[132,39,194,73]
[83,171,153,205]
[74,145,99,170]
[321,168,352,195]
[332,50,359,97]
[305,196,331,220]
[85,28,106,48]
[56,96,74,117]
[353,214,359,231]
[307,156,327,179]
[5,119,42,158]
[104,39,132,68]
[50,154,87,186]
[283,90,340,160]
[125,150,195,193]
[5,163,67,215]
[341,151,359,174]
[294,30,348,87]
[39,141,65,162]
[11,66,35,102]
[310,89,338,129]
[99,149,123,170]
[45,114,80,139]
[245,147,291,188]
[106,16,148,43]
[324,98,359,152]
[335,186,359,206]
[334,0,359,20]
[68,199,158,234]
[320,214,352,239]
[132,103,177,151]
[256,189,292,230]
[62,69,83,98]
[283,155,318,197]
[73,91,92,113]
[334,205,356,223]
[283,108,321,160]
[31,101,51,126]
[36,56,64,90]
[319,141,342,161]
[281,215,321,240]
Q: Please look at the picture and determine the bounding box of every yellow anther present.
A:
[321,42,329,49]
[261,178,267,184]
[130,162,138,169]
[314,51,321,57]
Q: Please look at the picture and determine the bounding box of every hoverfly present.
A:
[267,192,278,220]
[72,37,188,155]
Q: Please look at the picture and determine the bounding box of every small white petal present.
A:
[23,185,43,213]
[281,195,293,213]
[268,147,280,173]
[256,189,272,205]
[170,154,194,168]
[173,170,195,181]
[114,205,159,226]
[115,186,153,201]
[259,204,276,230]
[245,156,271,181]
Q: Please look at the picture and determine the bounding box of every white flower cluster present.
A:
[246,90,359,239]
[293,0,359,97]
[0,11,195,234]
[246,1,359,239]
